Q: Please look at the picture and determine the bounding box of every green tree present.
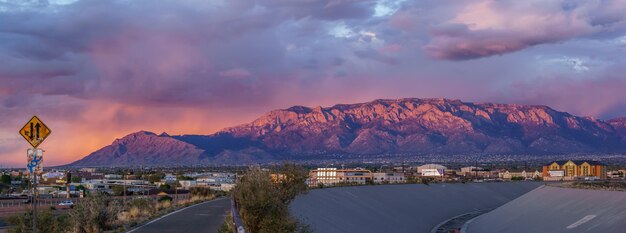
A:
[147,173,165,183]
[177,175,194,181]
[159,184,171,190]
[233,164,309,233]
[71,176,82,183]
[1,174,11,185]
[112,186,125,196]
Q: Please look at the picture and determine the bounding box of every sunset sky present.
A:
[1,0,625,167]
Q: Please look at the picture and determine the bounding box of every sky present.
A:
[1,0,626,167]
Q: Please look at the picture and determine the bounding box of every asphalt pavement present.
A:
[463,185,626,233]
[290,182,543,233]
[128,198,230,233]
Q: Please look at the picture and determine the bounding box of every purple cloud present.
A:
[423,0,626,60]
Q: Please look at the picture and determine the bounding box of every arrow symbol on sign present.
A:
[34,123,41,140]
[29,123,34,140]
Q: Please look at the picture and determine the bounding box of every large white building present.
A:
[417,164,446,177]
[417,164,447,173]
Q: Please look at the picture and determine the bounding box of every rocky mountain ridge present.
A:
[69,98,626,166]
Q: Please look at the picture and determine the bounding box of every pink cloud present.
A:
[424,0,625,60]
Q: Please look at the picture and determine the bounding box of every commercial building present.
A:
[542,160,606,181]
[417,164,446,177]
[417,164,447,173]
[308,168,373,187]
[460,167,499,179]
[372,173,406,184]
[499,170,541,180]
[461,166,483,174]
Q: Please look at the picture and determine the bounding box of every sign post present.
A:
[19,116,51,233]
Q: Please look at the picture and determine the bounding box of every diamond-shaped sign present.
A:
[19,116,51,148]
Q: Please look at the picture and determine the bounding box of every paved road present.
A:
[464,185,626,233]
[129,198,230,233]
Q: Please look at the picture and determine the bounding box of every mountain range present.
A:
[69,98,626,166]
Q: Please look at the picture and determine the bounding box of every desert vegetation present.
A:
[7,188,226,233]
[231,164,310,233]
[555,181,626,191]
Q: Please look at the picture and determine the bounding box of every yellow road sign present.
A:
[19,116,51,148]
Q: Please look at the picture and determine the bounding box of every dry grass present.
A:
[155,200,171,211]
[552,181,626,191]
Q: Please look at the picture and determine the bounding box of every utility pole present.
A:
[142,154,145,197]
[19,116,51,233]
[123,172,126,205]
[33,170,37,233]
[175,160,179,206]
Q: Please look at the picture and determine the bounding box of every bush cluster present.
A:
[233,164,310,233]
[8,209,70,233]
[8,192,183,233]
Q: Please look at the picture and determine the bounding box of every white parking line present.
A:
[566,215,596,229]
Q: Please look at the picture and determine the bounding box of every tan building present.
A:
[308,168,373,187]
[372,173,406,184]
[499,170,541,180]
[542,160,606,181]
[461,166,482,173]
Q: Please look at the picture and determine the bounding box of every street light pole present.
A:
[123,172,126,204]
[175,161,179,206]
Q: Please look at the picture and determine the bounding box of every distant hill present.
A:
[69,98,626,166]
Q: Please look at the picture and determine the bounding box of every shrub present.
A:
[217,213,235,233]
[68,192,123,232]
[233,164,309,233]
[7,209,70,233]
[158,195,173,203]
[159,184,171,190]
